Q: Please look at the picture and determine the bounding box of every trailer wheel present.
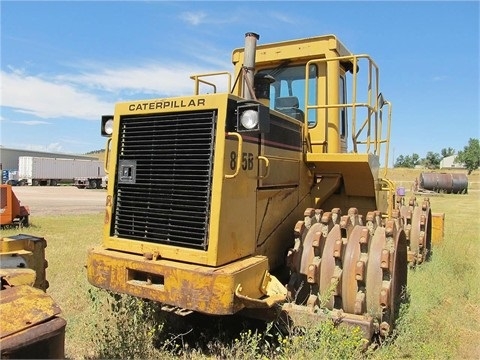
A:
[20,215,29,228]
[50,180,58,186]
[89,180,98,189]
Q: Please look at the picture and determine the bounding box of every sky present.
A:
[1,1,479,165]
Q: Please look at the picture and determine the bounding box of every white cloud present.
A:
[269,12,297,25]
[22,143,63,153]
[15,120,52,126]
[179,11,208,25]
[432,75,448,81]
[60,62,199,95]
[1,60,227,122]
[178,10,241,27]
[1,69,113,120]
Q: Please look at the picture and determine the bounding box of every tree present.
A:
[394,153,421,168]
[411,153,420,167]
[423,151,442,169]
[394,155,407,168]
[441,147,455,158]
[456,138,480,174]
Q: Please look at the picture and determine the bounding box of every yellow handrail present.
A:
[304,54,390,170]
[190,71,232,95]
[224,132,243,179]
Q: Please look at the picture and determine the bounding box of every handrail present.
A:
[379,177,396,218]
[190,71,232,95]
[304,54,390,170]
[104,138,112,174]
[382,100,393,177]
[224,132,243,179]
[258,156,270,179]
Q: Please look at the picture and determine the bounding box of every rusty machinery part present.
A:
[0,235,50,291]
[285,207,408,338]
[402,197,432,266]
[0,235,66,359]
[0,184,30,229]
[0,286,66,359]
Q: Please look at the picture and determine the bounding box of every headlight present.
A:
[240,109,259,130]
[235,102,270,134]
[101,115,114,137]
[104,119,114,135]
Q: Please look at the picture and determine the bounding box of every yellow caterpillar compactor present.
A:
[87,33,444,339]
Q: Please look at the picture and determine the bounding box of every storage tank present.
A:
[451,173,468,194]
[419,172,468,194]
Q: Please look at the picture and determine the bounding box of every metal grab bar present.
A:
[258,156,270,179]
[225,132,243,179]
[104,138,112,174]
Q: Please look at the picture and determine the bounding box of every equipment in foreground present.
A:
[0,184,30,228]
[1,234,66,359]
[87,33,444,340]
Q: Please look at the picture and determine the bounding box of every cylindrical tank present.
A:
[451,173,468,194]
[419,172,468,194]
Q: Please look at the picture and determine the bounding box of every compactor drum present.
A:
[87,33,444,340]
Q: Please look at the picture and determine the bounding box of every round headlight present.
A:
[240,109,259,130]
[104,119,114,135]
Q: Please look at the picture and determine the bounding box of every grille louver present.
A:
[112,110,216,250]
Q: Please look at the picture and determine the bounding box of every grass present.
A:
[1,214,103,358]
[372,190,480,359]
[1,169,479,359]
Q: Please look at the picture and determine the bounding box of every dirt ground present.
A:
[11,186,106,216]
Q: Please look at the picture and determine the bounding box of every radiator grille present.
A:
[112,110,216,250]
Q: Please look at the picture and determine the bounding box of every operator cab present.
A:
[256,63,349,153]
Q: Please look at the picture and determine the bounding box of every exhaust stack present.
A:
[243,32,259,100]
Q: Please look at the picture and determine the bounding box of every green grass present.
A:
[1,171,479,359]
[373,190,480,359]
[1,214,104,358]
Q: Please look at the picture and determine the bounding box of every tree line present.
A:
[394,138,480,174]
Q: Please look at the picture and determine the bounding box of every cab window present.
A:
[257,65,317,124]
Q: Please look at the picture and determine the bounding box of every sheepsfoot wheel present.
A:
[284,207,408,340]
[404,197,432,266]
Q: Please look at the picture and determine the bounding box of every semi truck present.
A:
[18,156,105,187]
[2,169,20,186]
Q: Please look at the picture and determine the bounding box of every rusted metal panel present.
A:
[1,235,48,291]
[0,316,66,359]
[431,212,445,245]
[0,268,36,287]
[0,286,61,339]
[282,302,374,340]
[87,246,283,315]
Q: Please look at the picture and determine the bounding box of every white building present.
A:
[440,155,465,169]
[0,146,95,170]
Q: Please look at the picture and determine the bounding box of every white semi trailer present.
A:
[18,156,105,188]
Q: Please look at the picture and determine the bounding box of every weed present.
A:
[87,289,167,359]
[3,170,478,359]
